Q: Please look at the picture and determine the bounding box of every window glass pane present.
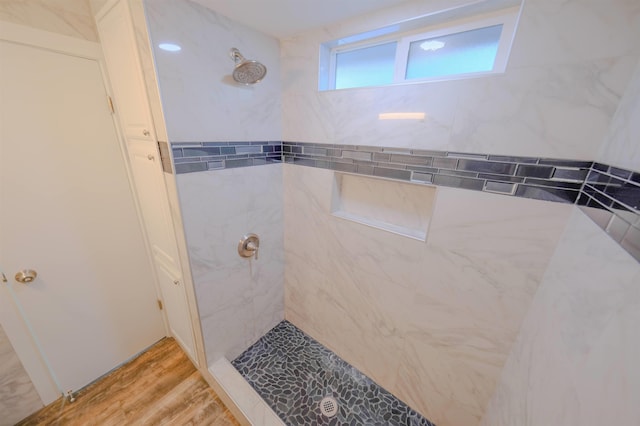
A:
[406,24,503,80]
[335,42,397,89]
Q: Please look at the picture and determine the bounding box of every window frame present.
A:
[324,8,519,91]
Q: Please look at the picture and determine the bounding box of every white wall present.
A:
[144,0,285,363]
[281,0,640,159]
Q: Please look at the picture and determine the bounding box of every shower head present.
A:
[229,48,267,85]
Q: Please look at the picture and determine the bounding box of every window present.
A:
[319,7,520,91]
[403,25,503,80]
[335,42,397,89]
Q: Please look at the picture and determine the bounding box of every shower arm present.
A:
[230,48,245,64]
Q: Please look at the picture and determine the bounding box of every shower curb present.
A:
[208,357,285,426]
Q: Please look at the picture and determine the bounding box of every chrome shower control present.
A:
[238,233,259,260]
[15,269,37,284]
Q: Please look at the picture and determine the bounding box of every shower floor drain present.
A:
[319,396,339,418]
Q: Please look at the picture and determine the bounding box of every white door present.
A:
[95,0,198,363]
[0,32,165,397]
[127,141,196,361]
[154,258,196,362]
[94,0,155,142]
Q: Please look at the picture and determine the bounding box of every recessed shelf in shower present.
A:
[331,172,436,241]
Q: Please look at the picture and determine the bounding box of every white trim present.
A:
[93,0,205,372]
[94,0,121,21]
[393,36,409,83]
[92,0,171,339]
[0,20,101,59]
[328,45,338,91]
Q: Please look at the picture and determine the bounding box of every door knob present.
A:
[15,269,37,284]
[143,129,150,136]
[238,234,259,260]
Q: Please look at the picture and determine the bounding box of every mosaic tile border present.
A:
[283,142,590,204]
[232,320,435,426]
[171,141,282,174]
[577,163,640,261]
[170,140,639,261]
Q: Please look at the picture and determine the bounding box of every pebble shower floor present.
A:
[232,321,435,425]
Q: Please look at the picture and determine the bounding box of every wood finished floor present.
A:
[16,338,241,426]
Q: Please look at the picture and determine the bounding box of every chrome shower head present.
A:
[229,48,267,85]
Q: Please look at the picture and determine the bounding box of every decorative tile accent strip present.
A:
[171,141,282,174]
[169,140,639,261]
[283,142,588,204]
[232,321,435,426]
[577,163,640,261]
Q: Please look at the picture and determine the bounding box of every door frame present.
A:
[0,21,169,404]
[93,0,207,371]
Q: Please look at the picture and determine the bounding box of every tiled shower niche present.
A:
[232,321,435,426]
[331,173,436,241]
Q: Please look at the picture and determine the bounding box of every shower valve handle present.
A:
[247,241,259,260]
[238,234,260,260]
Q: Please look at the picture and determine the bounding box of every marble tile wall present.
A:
[281,0,640,159]
[598,57,640,174]
[277,6,640,422]
[582,54,640,262]
[144,0,282,143]
[480,209,640,425]
[0,0,98,41]
[144,0,285,366]
[177,164,284,363]
[283,163,573,425]
[143,1,640,425]
[478,46,638,426]
[578,164,640,261]
[0,324,42,425]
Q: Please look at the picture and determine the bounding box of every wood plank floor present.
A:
[16,338,241,426]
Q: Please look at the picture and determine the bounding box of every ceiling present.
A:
[190,0,413,39]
